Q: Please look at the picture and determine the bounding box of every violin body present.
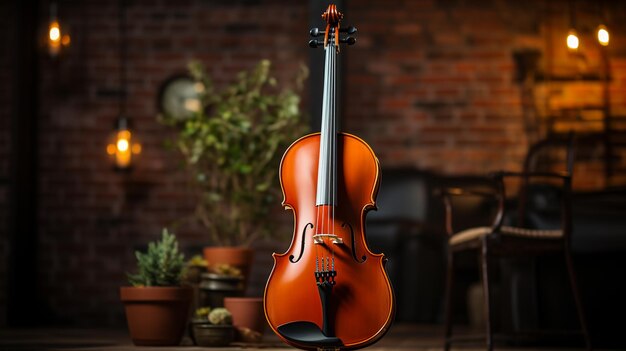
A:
[264,133,395,350]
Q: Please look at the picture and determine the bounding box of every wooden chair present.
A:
[441,135,591,351]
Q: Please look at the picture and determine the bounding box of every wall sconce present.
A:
[597,24,609,46]
[566,29,580,51]
[107,117,141,170]
[48,2,70,57]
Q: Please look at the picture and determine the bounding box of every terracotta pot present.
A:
[224,297,266,335]
[203,246,254,285]
[120,286,192,346]
[190,322,235,347]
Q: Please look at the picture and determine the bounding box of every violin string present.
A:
[316,39,332,270]
[325,35,335,268]
[330,28,336,272]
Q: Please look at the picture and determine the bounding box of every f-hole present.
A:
[342,222,366,263]
[289,223,313,263]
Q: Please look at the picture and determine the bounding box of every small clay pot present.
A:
[120,286,192,346]
[203,246,254,286]
[191,322,235,347]
[224,297,266,339]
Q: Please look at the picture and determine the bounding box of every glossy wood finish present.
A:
[264,133,395,350]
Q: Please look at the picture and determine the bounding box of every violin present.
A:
[264,5,395,350]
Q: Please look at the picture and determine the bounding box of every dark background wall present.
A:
[1,0,625,327]
[0,0,15,328]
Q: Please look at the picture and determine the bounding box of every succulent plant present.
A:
[208,308,233,325]
[187,255,208,268]
[210,263,242,277]
[127,229,186,287]
[194,307,212,320]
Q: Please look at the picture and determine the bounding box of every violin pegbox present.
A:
[308,4,357,51]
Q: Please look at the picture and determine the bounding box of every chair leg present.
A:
[443,251,454,351]
[481,241,494,351]
[564,250,592,351]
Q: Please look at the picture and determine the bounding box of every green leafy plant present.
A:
[162,59,307,246]
[127,229,186,287]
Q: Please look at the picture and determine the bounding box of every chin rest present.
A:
[277,321,343,347]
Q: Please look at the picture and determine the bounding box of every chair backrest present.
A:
[523,134,575,176]
[518,134,575,239]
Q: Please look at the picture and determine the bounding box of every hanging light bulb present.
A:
[567,29,580,51]
[48,3,61,56]
[597,24,609,46]
[48,2,70,56]
[107,117,141,170]
[106,0,140,171]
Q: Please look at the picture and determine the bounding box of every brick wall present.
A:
[345,0,626,188]
[35,0,307,326]
[0,0,623,326]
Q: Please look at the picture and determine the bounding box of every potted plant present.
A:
[160,59,307,281]
[190,307,236,347]
[183,255,208,314]
[184,254,208,284]
[120,229,192,346]
[200,263,244,308]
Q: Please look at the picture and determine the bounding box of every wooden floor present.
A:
[0,324,591,351]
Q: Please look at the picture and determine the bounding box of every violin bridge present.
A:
[313,234,343,245]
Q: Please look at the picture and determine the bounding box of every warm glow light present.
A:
[111,129,132,168]
[117,138,129,152]
[49,23,60,41]
[597,25,609,46]
[106,144,116,155]
[48,20,61,56]
[61,34,71,46]
[116,130,131,153]
[567,30,579,50]
[108,126,141,170]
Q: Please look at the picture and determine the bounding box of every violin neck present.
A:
[315,40,338,207]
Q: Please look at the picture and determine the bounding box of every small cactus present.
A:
[208,307,233,325]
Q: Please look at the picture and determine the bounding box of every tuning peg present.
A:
[339,37,356,45]
[309,39,324,48]
[310,28,325,37]
[340,26,357,34]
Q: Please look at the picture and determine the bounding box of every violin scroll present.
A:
[321,4,343,25]
[310,4,357,51]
